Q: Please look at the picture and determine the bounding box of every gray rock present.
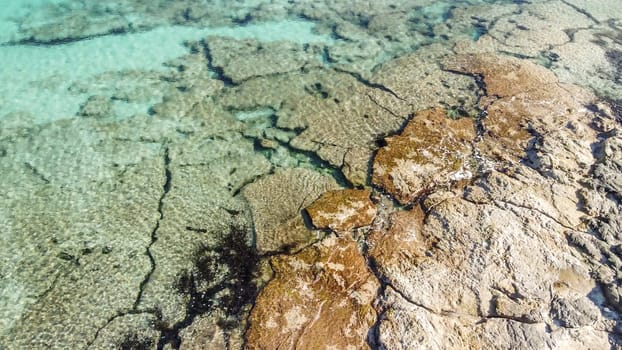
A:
[551,297,600,328]
[205,36,323,83]
[78,95,112,118]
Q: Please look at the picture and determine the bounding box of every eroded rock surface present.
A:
[372,108,476,204]
[2,1,622,349]
[206,37,323,83]
[305,189,376,233]
[367,54,622,349]
[245,235,379,350]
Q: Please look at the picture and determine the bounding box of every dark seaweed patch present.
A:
[305,82,331,99]
[605,50,622,84]
[118,334,153,350]
[156,224,260,349]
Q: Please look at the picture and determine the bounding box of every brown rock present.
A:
[305,189,377,233]
[445,54,596,168]
[368,205,431,269]
[372,108,476,204]
[245,235,379,350]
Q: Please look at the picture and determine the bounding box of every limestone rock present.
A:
[593,130,622,195]
[554,0,622,22]
[550,28,622,100]
[368,206,430,270]
[136,132,270,326]
[485,1,593,56]
[0,73,271,348]
[205,37,322,83]
[372,192,605,348]
[218,68,407,185]
[446,54,597,176]
[372,108,476,204]
[305,189,376,233]
[368,45,481,117]
[86,313,160,349]
[245,235,379,350]
[179,312,242,350]
[242,168,340,254]
[0,118,164,348]
[378,287,612,350]
[77,95,112,118]
[15,11,133,45]
[370,52,621,349]
[551,297,600,328]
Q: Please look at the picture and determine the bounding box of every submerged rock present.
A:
[77,95,112,118]
[242,168,340,254]
[205,36,322,83]
[305,188,377,233]
[2,1,622,348]
[245,234,379,350]
[218,68,407,185]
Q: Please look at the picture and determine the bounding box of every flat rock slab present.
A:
[206,36,322,83]
[245,235,379,350]
[242,168,340,254]
[372,108,476,204]
[305,189,376,233]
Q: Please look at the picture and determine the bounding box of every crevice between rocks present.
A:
[86,145,171,348]
[560,0,600,25]
[331,67,405,101]
[244,132,353,189]
[366,93,405,120]
[134,145,171,309]
[3,26,134,47]
[493,198,577,231]
[201,40,236,87]
[23,161,50,184]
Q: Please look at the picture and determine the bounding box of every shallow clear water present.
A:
[0,0,621,348]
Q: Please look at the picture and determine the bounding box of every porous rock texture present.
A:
[248,52,622,350]
[2,0,622,349]
[245,234,379,350]
[305,189,377,233]
[366,54,622,349]
[216,46,479,186]
[372,108,476,205]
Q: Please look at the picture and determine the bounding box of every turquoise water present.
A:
[1,0,621,349]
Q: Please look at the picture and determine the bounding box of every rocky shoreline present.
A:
[243,54,622,349]
[0,0,621,349]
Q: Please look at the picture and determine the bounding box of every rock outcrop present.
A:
[367,54,622,349]
[245,235,379,350]
[2,1,622,349]
[305,189,377,233]
[372,108,476,204]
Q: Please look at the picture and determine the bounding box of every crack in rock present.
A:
[87,145,171,347]
[134,145,172,309]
